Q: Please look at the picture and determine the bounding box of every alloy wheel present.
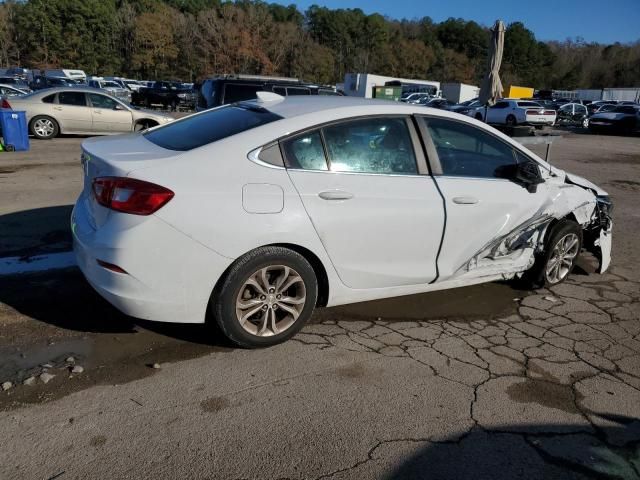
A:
[235,265,307,337]
[545,233,580,284]
[34,118,54,138]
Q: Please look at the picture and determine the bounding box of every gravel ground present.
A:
[0,128,639,479]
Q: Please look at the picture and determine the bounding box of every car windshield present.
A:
[144,104,282,151]
[102,81,120,88]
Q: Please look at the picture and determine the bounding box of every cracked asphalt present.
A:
[0,131,639,479]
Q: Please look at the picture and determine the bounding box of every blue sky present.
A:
[274,0,640,44]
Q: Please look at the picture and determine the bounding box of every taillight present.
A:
[0,98,11,109]
[92,177,174,215]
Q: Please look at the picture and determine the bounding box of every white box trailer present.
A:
[344,73,441,99]
[602,88,640,102]
[441,83,479,103]
[574,89,602,101]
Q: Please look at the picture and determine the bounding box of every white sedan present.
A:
[72,94,612,347]
[472,99,557,127]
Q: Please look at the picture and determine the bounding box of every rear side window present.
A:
[144,105,282,151]
[223,84,263,104]
[281,131,328,171]
[323,117,418,174]
[58,91,86,106]
[42,94,56,104]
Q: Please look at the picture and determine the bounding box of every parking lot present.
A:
[0,131,639,479]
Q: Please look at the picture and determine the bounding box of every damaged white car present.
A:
[72,94,613,347]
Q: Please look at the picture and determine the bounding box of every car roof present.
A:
[252,95,419,119]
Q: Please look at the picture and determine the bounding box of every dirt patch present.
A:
[335,363,366,379]
[605,179,640,192]
[200,396,230,413]
[0,269,232,410]
[583,153,640,165]
[507,378,583,414]
[89,435,107,447]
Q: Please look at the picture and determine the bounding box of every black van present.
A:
[197,75,340,110]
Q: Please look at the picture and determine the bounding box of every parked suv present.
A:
[196,75,339,110]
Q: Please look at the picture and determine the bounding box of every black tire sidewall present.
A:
[506,115,517,126]
[213,247,318,348]
[30,115,58,139]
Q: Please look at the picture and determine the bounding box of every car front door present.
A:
[418,116,550,280]
[55,91,92,133]
[284,116,445,289]
[485,101,510,123]
[88,93,132,133]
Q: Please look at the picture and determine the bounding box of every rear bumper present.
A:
[72,196,233,323]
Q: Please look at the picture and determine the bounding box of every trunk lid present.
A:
[80,133,179,229]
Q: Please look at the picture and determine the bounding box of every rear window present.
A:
[517,101,541,107]
[144,104,282,151]
[223,84,263,104]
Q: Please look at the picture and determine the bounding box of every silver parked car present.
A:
[88,79,132,102]
[4,88,174,139]
[0,84,29,98]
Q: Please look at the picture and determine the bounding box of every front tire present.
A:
[526,220,582,288]
[212,246,318,348]
[30,115,59,139]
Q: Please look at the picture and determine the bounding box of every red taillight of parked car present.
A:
[542,110,556,115]
[92,177,174,215]
[0,98,11,109]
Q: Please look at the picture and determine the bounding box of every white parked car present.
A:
[473,99,557,127]
[72,94,613,348]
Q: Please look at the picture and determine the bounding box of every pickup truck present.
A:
[131,81,196,110]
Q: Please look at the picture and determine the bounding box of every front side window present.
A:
[423,117,518,179]
[89,93,118,109]
[323,117,418,174]
[58,91,86,106]
[492,101,509,109]
[144,104,282,151]
[281,131,327,171]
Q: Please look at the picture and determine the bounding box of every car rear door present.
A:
[485,101,510,123]
[417,116,550,280]
[88,93,132,133]
[55,91,92,132]
[284,116,445,289]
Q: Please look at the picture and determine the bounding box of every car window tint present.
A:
[286,87,310,96]
[223,84,262,104]
[517,101,541,107]
[318,89,338,96]
[322,117,418,174]
[144,105,282,151]
[272,86,286,96]
[58,91,86,106]
[42,94,56,104]
[89,93,117,109]
[424,118,517,179]
[492,102,509,109]
[281,131,328,171]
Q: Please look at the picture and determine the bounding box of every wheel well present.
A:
[542,214,580,245]
[269,243,329,307]
[136,119,158,128]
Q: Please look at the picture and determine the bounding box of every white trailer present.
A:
[441,83,480,103]
[602,88,640,102]
[574,89,602,101]
[344,73,441,99]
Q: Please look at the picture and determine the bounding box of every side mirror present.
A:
[113,104,125,111]
[515,160,544,193]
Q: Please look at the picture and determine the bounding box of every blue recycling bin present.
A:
[0,109,30,152]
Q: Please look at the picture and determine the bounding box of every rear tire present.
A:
[506,114,517,126]
[212,246,318,348]
[29,115,59,140]
[524,220,582,288]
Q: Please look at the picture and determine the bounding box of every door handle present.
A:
[452,196,479,205]
[53,106,62,111]
[318,190,353,201]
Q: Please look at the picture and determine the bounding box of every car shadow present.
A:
[384,415,640,480]
[0,205,74,258]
